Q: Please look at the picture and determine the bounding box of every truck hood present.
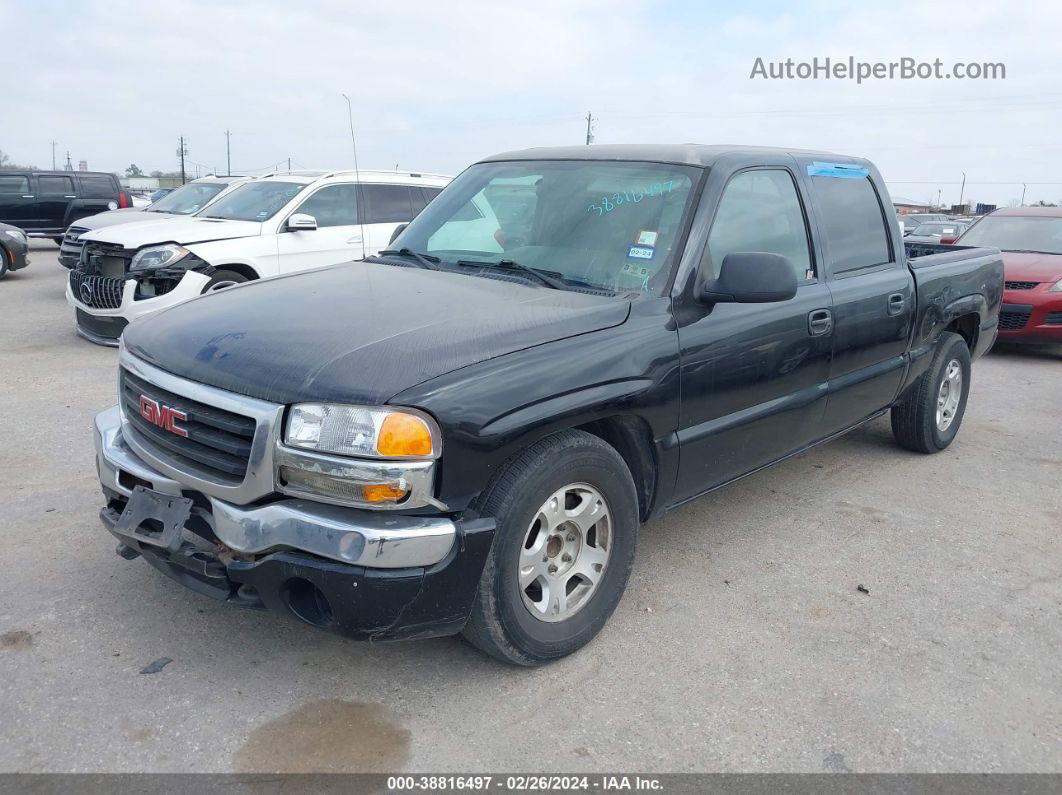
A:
[1001,251,1062,283]
[80,217,262,248]
[123,261,631,406]
[73,208,181,232]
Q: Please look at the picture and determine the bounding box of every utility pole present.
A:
[585,111,594,145]
[287,157,291,171]
[1020,183,1027,206]
[51,140,57,170]
[958,170,966,209]
[936,189,941,209]
[64,151,73,171]
[225,129,231,176]
[177,136,188,184]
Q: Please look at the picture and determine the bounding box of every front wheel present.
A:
[202,268,249,293]
[891,331,972,453]
[462,430,639,665]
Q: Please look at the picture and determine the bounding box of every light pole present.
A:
[958,171,966,209]
[1020,183,1027,206]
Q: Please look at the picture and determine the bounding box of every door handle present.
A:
[887,293,906,316]
[808,308,833,337]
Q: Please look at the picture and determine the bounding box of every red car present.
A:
[955,207,1062,344]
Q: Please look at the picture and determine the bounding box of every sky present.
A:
[3,0,1060,207]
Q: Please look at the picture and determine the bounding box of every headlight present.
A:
[284,403,439,459]
[1048,277,1062,293]
[4,229,27,245]
[130,244,189,271]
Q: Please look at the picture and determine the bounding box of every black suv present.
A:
[0,171,133,243]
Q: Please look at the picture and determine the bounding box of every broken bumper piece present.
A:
[94,404,495,641]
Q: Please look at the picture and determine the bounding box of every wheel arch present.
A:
[212,262,260,281]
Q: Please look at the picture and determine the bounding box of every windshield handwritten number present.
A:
[588,180,675,216]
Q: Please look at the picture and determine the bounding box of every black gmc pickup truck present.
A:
[93,145,1003,665]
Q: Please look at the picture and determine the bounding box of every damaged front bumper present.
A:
[94,406,495,641]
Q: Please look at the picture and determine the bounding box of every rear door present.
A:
[0,173,36,228]
[35,174,78,231]
[359,184,418,255]
[275,183,363,269]
[801,161,915,433]
[673,162,833,501]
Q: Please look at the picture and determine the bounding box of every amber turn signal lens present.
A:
[376,413,434,457]
[361,483,409,503]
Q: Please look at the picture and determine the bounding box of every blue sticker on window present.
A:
[806,161,870,179]
[628,245,655,260]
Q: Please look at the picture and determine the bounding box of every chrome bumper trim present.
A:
[95,405,455,568]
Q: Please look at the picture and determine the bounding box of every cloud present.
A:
[2,0,1060,205]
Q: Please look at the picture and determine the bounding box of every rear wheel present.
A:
[0,245,9,280]
[891,331,971,453]
[462,430,639,665]
[202,268,249,293]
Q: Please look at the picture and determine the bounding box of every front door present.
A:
[0,173,38,228]
[674,166,833,502]
[276,183,364,271]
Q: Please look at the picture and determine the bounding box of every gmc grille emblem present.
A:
[138,395,189,438]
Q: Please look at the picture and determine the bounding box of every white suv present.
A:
[66,170,450,345]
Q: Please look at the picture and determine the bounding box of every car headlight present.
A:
[130,244,189,271]
[4,229,27,245]
[1048,277,1062,293]
[284,403,440,459]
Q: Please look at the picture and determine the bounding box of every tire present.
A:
[891,331,971,453]
[51,237,63,246]
[202,268,249,293]
[462,429,639,665]
[0,246,9,281]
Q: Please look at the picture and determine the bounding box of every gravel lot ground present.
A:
[1,242,1060,774]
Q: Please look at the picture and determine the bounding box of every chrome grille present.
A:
[70,270,126,309]
[120,368,257,483]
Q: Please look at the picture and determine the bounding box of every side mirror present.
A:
[939,236,958,245]
[700,252,798,304]
[287,213,318,231]
[389,223,407,245]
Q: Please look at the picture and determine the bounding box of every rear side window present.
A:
[410,187,443,214]
[707,169,813,280]
[292,184,359,227]
[811,175,892,272]
[39,175,76,196]
[0,175,29,193]
[78,174,117,198]
[361,184,414,224]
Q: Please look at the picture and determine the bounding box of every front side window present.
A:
[292,184,359,227]
[196,181,303,222]
[149,182,227,215]
[0,175,29,193]
[707,169,812,280]
[39,175,75,196]
[394,160,700,293]
[811,175,892,272]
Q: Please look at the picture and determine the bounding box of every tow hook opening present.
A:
[283,577,335,628]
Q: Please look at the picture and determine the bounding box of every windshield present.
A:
[149,182,228,215]
[390,160,701,293]
[958,215,1062,254]
[196,181,303,222]
[912,223,960,235]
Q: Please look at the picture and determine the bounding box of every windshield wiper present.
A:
[456,259,568,290]
[373,248,441,270]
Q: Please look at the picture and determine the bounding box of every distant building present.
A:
[78,160,88,171]
[892,196,935,214]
